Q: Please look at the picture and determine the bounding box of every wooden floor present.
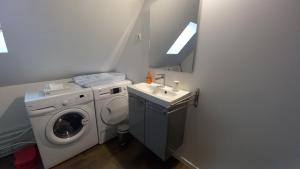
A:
[53,137,189,169]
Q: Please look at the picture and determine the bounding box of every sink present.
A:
[128,83,191,108]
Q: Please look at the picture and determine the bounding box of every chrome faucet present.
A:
[154,74,166,87]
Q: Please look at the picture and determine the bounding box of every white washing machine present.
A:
[92,80,132,144]
[24,83,98,169]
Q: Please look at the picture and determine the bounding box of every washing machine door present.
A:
[46,108,90,144]
[100,96,128,126]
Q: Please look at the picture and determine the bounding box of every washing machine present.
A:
[92,80,132,144]
[24,83,98,169]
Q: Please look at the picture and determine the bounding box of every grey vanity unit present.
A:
[128,93,188,160]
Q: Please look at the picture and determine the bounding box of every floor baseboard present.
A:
[170,149,199,169]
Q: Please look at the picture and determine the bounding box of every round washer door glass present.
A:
[46,108,89,144]
[53,113,84,138]
[101,96,128,125]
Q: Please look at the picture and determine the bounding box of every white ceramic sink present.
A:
[128,83,191,108]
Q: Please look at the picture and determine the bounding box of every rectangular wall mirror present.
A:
[148,0,200,73]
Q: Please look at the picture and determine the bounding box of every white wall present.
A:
[118,0,300,168]
[116,6,150,83]
[0,79,71,133]
[0,0,143,135]
[0,0,300,169]
[0,0,143,86]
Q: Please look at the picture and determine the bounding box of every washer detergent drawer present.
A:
[28,107,57,117]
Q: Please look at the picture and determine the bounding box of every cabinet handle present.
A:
[138,99,144,104]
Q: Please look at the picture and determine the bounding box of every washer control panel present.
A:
[111,87,121,94]
[60,91,93,107]
[25,90,93,111]
[93,81,131,100]
[96,86,127,96]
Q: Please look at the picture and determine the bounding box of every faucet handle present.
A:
[155,74,166,87]
[156,73,165,77]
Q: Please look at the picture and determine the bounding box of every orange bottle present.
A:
[146,71,153,84]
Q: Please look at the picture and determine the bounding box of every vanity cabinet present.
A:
[128,94,146,144]
[145,102,168,159]
[129,93,188,160]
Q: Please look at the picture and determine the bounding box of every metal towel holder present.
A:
[170,88,200,108]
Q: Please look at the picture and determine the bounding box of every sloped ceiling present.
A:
[0,0,143,86]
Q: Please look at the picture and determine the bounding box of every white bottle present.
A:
[173,81,180,91]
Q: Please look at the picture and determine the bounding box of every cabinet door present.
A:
[145,103,168,160]
[129,94,145,143]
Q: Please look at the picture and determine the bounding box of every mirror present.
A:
[148,0,199,73]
